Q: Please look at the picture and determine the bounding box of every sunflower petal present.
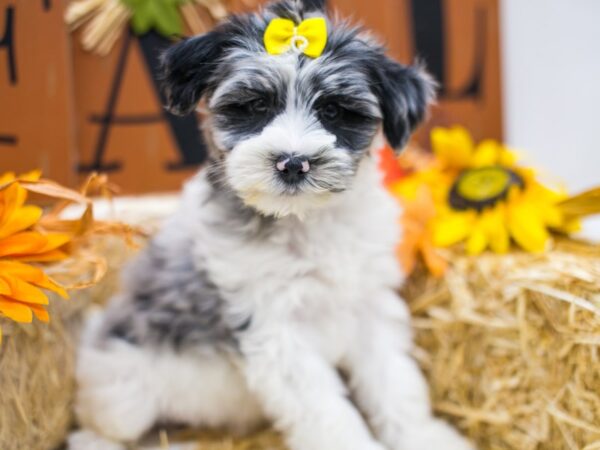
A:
[19,170,42,182]
[541,204,564,228]
[397,239,418,275]
[13,249,69,262]
[2,275,50,305]
[556,217,582,234]
[0,261,68,299]
[431,126,474,169]
[420,240,448,277]
[0,172,16,186]
[466,225,488,255]
[1,182,27,211]
[39,276,68,299]
[499,149,518,166]
[38,233,71,252]
[0,277,10,295]
[558,187,600,217]
[0,183,29,228]
[0,297,33,323]
[508,203,550,253]
[0,232,48,257]
[0,260,45,279]
[432,211,476,247]
[472,140,501,167]
[488,218,510,254]
[0,232,72,260]
[30,304,50,323]
[479,206,510,254]
[0,205,43,239]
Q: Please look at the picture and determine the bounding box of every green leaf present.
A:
[121,0,184,37]
[152,1,183,36]
[129,4,153,35]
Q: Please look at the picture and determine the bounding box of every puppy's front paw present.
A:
[394,419,475,450]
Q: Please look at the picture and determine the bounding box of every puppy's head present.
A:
[161,0,435,217]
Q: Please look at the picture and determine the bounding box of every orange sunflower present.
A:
[0,171,70,341]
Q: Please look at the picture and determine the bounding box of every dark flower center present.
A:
[449,166,524,211]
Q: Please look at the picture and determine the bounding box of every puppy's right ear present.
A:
[372,58,437,153]
[160,31,228,116]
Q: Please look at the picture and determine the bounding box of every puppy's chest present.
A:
[207,214,397,310]
[225,221,394,362]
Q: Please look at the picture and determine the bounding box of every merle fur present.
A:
[112,0,435,351]
[161,0,435,153]
[104,237,250,350]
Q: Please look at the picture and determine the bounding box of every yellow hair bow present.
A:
[264,17,328,58]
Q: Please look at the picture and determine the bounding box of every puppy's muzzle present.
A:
[275,154,311,185]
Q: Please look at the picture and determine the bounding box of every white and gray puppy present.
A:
[70,1,474,450]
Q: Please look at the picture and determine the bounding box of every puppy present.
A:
[70,1,474,449]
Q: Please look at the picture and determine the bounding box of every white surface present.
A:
[61,194,180,231]
[500,0,600,240]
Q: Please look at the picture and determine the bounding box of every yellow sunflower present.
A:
[387,126,583,265]
[427,127,579,254]
[0,171,70,342]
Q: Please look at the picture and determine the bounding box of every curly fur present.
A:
[70,1,472,449]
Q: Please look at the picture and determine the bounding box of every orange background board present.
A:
[0,0,77,186]
[71,1,261,194]
[71,30,197,194]
[330,0,503,147]
[1,0,502,193]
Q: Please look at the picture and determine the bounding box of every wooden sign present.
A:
[71,1,260,194]
[0,0,501,193]
[0,0,76,186]
[71,29,203,194]
[330,0,503,146]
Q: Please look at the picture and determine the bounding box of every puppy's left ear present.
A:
[373,58,437,152]
[160,30,229,115]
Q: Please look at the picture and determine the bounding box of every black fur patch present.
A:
[109,0,436,352]
[211,71,288,144]
[160,31,231,115]
[160,0,435,152]
[372,59,437,150]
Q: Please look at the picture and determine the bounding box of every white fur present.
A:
[72,2,472,447]
[221,52,356,219]
[72,142,473,450]
[226,110,348,218]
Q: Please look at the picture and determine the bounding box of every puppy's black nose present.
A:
[275,154,310,184]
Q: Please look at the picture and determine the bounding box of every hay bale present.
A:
[191,430,284,450]
[3,190,599,450]
[0,297,79,450]
[135,429,285,450]
[0,236,137,450]
[0,195,178,450]
[150,239,600,450]
[403,239,600,450]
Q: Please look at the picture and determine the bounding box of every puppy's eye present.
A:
[250,98,269,114]
[319,103,341,122]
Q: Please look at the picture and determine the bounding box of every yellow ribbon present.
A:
[264,17,328,58]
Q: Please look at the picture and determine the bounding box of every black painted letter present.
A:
[0,6,17,85]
